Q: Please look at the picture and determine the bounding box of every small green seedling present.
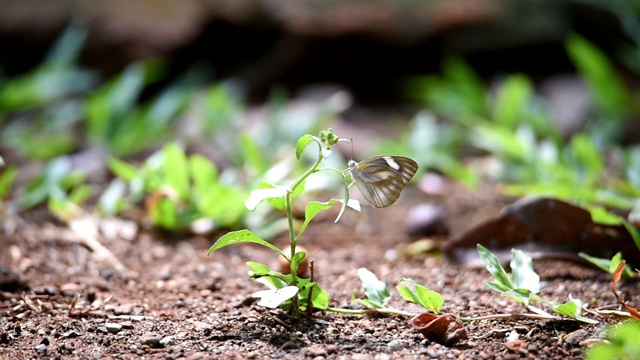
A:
[355,268,392,310]
[579,252,638,279]
[209,129,358,318]
[478,244,598,324]
[351,268,442,317]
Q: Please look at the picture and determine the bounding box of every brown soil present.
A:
[0,184,633,359]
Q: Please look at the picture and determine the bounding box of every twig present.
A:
[307,260,315,318]
[69,293,113,316]
[29,216,131,275]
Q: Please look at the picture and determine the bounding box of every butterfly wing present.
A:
[351,156,418,208]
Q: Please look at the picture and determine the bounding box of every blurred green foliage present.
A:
[0,24,97,161]
[22,157,93,220]
[1,22,639,241]
[86,61,192,156]
[403,34,640,224]
[586,321,640,360]
[105,143,247,231]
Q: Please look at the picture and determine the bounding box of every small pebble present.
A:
[565,329,588,346]
[105,323,122,334]
[387,340,407,351]
[160,336,173,347]
[141,332,163,348]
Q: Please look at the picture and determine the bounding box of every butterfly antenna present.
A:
[350,138,354,160]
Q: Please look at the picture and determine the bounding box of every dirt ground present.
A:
[0,182,635,359]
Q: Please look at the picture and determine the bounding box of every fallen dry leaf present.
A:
[411,313,467,346]
[610,260,640,321]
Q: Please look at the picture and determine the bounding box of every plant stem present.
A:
[326,307,416,317]
[285,138,324,318]
[459,313,557,322]
[285,190,300,318]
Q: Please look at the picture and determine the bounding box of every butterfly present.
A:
[348,156,419,208]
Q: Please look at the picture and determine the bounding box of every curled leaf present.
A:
[295,134,315,160]
[611,260,640,321]
[412,313,467,346]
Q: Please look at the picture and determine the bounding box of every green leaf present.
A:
[478,244,514,290]
[579,252,616,273]
[504,288,537,306]
[68,184,93,205]
[21,176,48,209]
[578,252,636,278]
[246,262,289,289]
[240,132,268,174]
[290,250,307,272]
[108,158,140,181]
[473,124,527,161]
[609,252,624,274]
[307,283,330,310]
[587,321,640,360]
[296,134,315,160]
[149,197,178,229]
[357,268,390,308]
[298,200,341,239]
[570,133,603,181]
[246,261,271,274]
[98,179,127,217]
[397,280,444,314]
[0,166,18,198]
[357,299,384,309]
[201,185,247,227]
[566,34,627,117]
[245,185,287,211]
[485,281,512,294]
[587,206,624,225]
[295,280,330,311]
[162,143,189,200]
[553,297,598,324]
[510,249,540,293]
[414,285,444,314]
[208,229,286,258]
[190,154,218,195]
[623,220,640,251]
[493,74,533,129]
[48,196,76,220]
[397,285,421,304]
